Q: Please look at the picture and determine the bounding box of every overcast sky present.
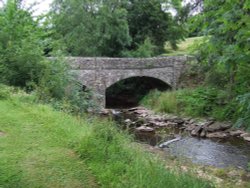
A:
[0,0,52,16]
[0,0,192,16]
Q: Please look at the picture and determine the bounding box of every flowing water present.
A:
[112,109,250,170]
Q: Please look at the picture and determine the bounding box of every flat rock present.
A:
[99,109,110,115]
[200,129,207,138]
[206,122,231,132]
[206,132,229,139]
[240,133,250,137]
[128,107,145,111]
[240,133,250,142]
[135,126,155,133]
[185,124,196,131]
[243,137,250,142]
[191,125,203,136]
[229,130,245,137]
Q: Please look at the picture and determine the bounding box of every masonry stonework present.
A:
[67,56,189,107]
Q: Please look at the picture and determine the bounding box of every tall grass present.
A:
[141,87,250,130]
[76,121,213,188]
[0,85,213,187]
[141,90,178,113]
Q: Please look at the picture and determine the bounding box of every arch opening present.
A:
[105,76,171,108]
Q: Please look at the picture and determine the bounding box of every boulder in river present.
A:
[229,130,245,137]
[191,125,203,136]
[206,132,229,139]
[206,122,231,132]
[243,137,250,142]
[240,133,250,142]
[185,124,196,131]
[200,129,207,138]
[135,126,155,133]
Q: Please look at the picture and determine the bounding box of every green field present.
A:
[163,36,204,56]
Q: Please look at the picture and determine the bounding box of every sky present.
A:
[0,0,193,16]
[0,0,52,16]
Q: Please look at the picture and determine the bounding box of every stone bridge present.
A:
[67,56,189,107]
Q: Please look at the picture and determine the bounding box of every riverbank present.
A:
[0,90,212,187]
[102,107,250,187]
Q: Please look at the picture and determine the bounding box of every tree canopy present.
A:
[50,0,186,57]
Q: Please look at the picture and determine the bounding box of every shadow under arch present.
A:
[105,76,171,108]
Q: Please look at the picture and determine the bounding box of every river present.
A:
[109,108,250,170]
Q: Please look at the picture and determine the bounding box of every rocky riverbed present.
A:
[110,107,250,142]
[101,107,250,170]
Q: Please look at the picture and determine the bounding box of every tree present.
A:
[0,0,46,87]
[194,0,250,94]
[50,0,186,57]
[124,0,185,53]
[50,0,131,57]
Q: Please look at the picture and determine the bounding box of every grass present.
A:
[163,36,204,56]
[0,87,213,187]
[141,87,248,127]
[0,99,97,188]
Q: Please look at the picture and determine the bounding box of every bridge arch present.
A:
[105,76,171,108]
[67,56,190,108]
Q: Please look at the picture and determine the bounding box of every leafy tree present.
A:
[0,0,46,87]
[50,0,186,57]
[51,0,131,57]
[123,0,186,53]
[194,0,250,94]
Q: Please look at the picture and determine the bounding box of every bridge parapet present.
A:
[67,56,189,70]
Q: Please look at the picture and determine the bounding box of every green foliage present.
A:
[143,87,250,130]
[0,1,94,113]
[142,87,237,121]
[122,37,156,57]
[36,56,97,114]
[235,93,250,131]
[142,90,178,113]
[50,0,186,57]
[0,0,46,87]
[193,0,250,94]
[141,89,162,108]
[51,0,131,57]
[126,0,185,55]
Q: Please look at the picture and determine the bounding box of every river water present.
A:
[112,109,250,170]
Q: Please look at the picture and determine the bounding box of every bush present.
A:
[36,57,97,114]
[0,1,46,88]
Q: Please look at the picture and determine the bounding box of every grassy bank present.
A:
[0,87,212,187]
[163,36,204,56]
[141,88,250,131]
